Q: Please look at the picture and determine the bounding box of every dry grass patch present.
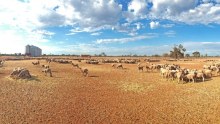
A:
[119,82,154,93]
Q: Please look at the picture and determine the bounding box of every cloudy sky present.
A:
[1,0,220,56]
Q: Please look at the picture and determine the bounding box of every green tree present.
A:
[152,54,161,57]
[133,54,138,57]
[192,51,200,57]
[99,52,107,56]
[170,44,186,59]
[185,54,190,58]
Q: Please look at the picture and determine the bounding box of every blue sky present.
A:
[1,0,220,56]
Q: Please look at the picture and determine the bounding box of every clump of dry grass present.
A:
[120,82,145,93]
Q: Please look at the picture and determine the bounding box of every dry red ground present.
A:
[1,59,220,123]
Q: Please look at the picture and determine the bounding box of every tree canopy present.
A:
[192,51,200,57]
[170,44,186,59]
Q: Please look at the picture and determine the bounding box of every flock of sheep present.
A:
[1,57,220,83]
[45,58,89,77]
[30,58,220,83]
[137,62,220,83]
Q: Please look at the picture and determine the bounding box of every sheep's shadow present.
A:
[88,75,99,78]
[90,64,102,66]
[180,78,212,84]
[211,75,220,77]
[29,76,41,82]
[122,68,128,70]
[141,71,158,73]
[52,76,63,78]
[11,76,41,82]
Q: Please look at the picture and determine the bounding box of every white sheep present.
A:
[42,64,49,69]
[196,72,205,82]
[42,68,52,77]
[184,72,197,83]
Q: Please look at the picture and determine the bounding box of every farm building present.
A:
[25,45,42,57]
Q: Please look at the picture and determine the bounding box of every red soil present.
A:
[1,59,220,123]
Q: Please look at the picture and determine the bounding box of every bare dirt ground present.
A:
[1,59,220,123]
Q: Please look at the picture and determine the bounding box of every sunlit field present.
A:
[1,57,220,123]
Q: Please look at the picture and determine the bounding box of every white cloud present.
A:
[2,0,220,34]
[0,0,122,32]
[183,41,220,55]
[65,32,76,36]
[34,30,55,36]
[149,21,160,29]
[150,0,198,16]
[164,30,176,37]
[112,23,140,36]
[176,3,220,24]
[124,0,149,21]
[91,32,102,36]
[162,24,175,28]
[60,0,122,30]
[0,28,50,54]
[149,1,220,24]
[96,34,157,44]
[135,22,143,30]
[0,0,63,31]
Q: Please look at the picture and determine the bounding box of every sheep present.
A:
[210,66,220,76]
[10,67,31,79]
[176,70,184,83]
[116,64,123,69]
[0,60,5,67]
[155,64,162,71]
[112,63,123,69]
[46,58,51,64]
[79,67,89,77]
[160,68,169,78]
[112,63,116,68]
[196,72,205,82]
[145,65,150,72]
[32,61,40,65]
[10,67,24,76]
[149,64,157,71]
[137,64,144,72]
[165,70,176,81]
[72,63,79,68]
[203,65,211,69]
[202,69,212,78]
[42,64,49,69]
[137,66,144,72]
[42,68,52,77]
[216,67,220,76]
[184,72,197,83]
